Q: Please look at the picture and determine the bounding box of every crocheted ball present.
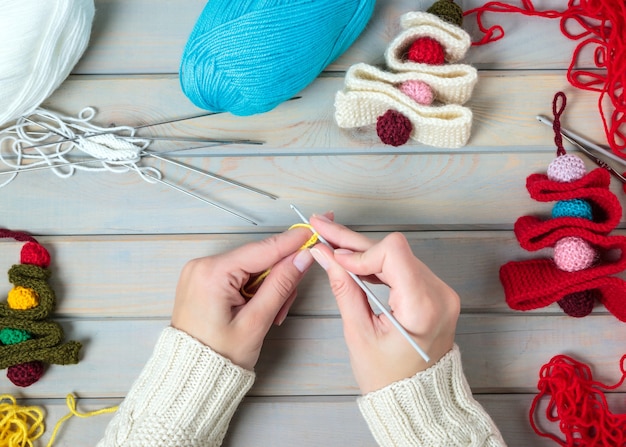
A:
[552,199,593,220]
[426,0,463,27]
[547,154,586,182]
[7,361,45,387]
[557,290,597,318]
[376,109,412,146]
[7,286,39,310]
[399,80,434,105]
[553,237,596,272]
[407,37,445,65]
[21,241,51,268]
[0,328,32,345]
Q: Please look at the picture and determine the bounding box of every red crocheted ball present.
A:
[376,109,412,146]
[7,361,45,387]
[557,290,597,318]
[20,241,51,268]
[407,37,446,65]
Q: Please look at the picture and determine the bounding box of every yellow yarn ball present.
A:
[7,286,39,310]
[0,394,45,447]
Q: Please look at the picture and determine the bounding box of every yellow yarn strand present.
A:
[0,394,45,447]
[46,394,118,447]
[240,224,318,298]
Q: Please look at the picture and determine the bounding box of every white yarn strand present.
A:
[0,107,156,187]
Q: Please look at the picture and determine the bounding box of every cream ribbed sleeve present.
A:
[358,345,507,447]
[97,327,255,447]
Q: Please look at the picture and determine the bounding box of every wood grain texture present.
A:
[1,0,624,445]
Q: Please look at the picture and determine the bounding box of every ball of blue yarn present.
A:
[179,0,375,116]
[552,199,593,220]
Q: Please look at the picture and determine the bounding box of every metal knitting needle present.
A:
[290,204,430,363]
[19,96,301,151]
[537,115,626,170]
[146,173,257,225]
[20,117,277,199]
[142,150,277,200]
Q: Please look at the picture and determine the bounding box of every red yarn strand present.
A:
[530,354,626,446]
[464,0,626,158]
[0,229,38,244]
[552,92,568,157]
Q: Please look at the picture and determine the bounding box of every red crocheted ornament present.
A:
[407,37,446,65]
[376,109,412,146]
[7,361,45,387]
[557,290,597,318]
[20,241,51,268]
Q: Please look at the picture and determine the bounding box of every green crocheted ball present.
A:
[0,327,32,345]
[427,0,463,27]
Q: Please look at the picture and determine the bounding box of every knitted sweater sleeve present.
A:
[97,326,255,447]
[358,345,507,447]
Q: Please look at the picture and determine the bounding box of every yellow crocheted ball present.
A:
[7,286,39,310]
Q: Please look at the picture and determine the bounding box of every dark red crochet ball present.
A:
[557,290,597,318]
[7,361,45,387]
[407,37,446,65]
[376,110,412,147]
[20,241,51,268]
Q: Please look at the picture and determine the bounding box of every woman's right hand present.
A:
[308,214,461,394]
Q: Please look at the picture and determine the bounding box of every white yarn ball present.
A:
[0,0,95,126]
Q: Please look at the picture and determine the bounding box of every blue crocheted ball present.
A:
[552,199,593,220]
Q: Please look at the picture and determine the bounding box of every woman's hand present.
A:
[309,214,460,394]
[171,226,315,371]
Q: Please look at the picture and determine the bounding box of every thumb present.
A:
[310,246,374,334]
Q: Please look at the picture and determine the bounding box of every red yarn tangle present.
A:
[464,1,626,158]
[530,354,626,446]
[552,92,567,157]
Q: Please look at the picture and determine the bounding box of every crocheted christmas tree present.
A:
[499,92,626,321]
[334,0,477,148]
[0,229,81,386]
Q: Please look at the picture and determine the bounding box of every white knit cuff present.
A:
[358,345,506,447]
[98,327,255,447]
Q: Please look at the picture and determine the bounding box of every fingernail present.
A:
[334,248,354,255]
[310,247,330,270]
[312,213,332,223]
[293,248,314,272]
[276,310,288,326]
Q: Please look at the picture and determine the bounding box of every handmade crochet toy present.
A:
[0,229,81,386]
[334,0,477,148]
[499,92,626,321]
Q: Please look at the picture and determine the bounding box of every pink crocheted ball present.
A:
[376,109,412,146]
[547,154,586,182]
[399,80,434,105]
[553,236,596,272]
[407,37,445,65]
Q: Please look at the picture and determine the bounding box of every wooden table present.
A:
[1,1,625,445]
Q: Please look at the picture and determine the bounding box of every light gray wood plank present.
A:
[1,315,624,398]
[76,1,591,75]
[1,232,622,318]
[32,72,605,155]
[18,393,604,447]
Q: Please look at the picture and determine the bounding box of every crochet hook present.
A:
[289,204,430,363]
[537,115,626,183]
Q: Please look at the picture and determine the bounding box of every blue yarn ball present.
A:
[552,199,593,220]
[179,0,375,116]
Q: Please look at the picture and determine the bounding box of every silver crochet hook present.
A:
[537,115,626,183]
[290,204,430,363]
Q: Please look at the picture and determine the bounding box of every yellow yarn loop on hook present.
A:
[240,224,318,299]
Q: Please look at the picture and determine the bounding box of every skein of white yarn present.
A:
[0,0,95,127]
